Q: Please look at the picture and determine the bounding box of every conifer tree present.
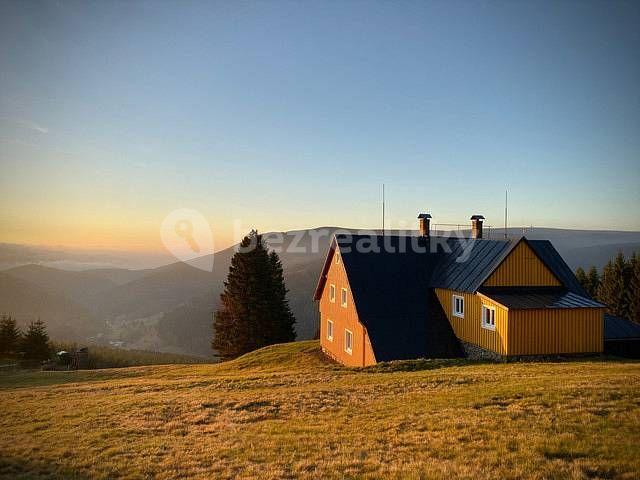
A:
[575,267,588,294]
[597,253,629,317]
[213,231,296,360]
[587,266,600,299]
[628,252,640,324]
[21,319,50,361]
[267,250,296,344]
[0,315,21,356]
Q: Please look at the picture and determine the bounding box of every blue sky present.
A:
[1,0,639,250]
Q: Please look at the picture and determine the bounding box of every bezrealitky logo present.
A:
[160,209,214,271]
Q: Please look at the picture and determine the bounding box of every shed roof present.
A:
[479,287,604,310]
[604,314,640,340]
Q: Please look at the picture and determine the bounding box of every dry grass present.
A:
[0,341,639,479]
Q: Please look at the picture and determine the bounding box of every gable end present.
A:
[482,238,562,288]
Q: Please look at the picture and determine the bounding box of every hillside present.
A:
[0,341,638,479]
[0,272,100,340]
[4,264,118,307]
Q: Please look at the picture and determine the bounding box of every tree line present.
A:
[213,231,296,360]
[0,316,51,361]
[576,251,640,323]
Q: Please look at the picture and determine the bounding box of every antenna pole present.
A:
[504,189,508,239]
[382,183,385,235]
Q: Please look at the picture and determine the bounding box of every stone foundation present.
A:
[461,342,503,361]
[461,341,602,362]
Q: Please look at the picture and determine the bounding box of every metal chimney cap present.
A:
[470,215,485,220]
[417,213,432,219]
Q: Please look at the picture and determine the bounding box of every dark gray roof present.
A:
[417,213,432,219]
[335,234,456,361]
[604,314,640,340]
[430,237,514,292]
[480,288,604,309]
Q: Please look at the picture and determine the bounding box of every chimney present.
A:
[417,213,431,237]
[470,215,485,239]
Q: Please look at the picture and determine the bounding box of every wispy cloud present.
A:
[17,120,49,134]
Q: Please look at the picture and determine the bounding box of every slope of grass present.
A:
[53,343,213,369]
[0,340,639,479]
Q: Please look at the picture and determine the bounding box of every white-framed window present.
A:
[482,305,496,330]
[344,329,353,354]
[341,288,348,308]
[329,284,336,303]
[453,295,464,318]
[335,252,340,264]
[326,319,334,342]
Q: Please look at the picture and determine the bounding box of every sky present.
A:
[1,0,639,253]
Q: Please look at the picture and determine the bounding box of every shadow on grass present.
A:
[362,358,484,373]
[0,456,91,480]
[362,354,640,374]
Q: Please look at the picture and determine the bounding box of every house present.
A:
[313,214,606,366]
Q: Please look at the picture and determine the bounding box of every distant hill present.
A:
[0,272,100,340]
[5,264,118,307]
[80,268,151,286]
[0,227,638,357]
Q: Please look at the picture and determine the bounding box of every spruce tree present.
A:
[597,253,629,317]
[21,319,50,361]
[628,252,640,324]
[575,267,588,294]
[213,231,296,360]
[268,250,296,344]
[587,266,600,299]
[0,315,21,356]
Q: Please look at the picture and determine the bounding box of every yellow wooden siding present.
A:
[435,288,604,356]
[483,241,562,287]
[435,288,508,355]
[319,251,377,366]
[508,308,604,355]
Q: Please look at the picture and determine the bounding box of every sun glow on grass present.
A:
[0,341,639,479]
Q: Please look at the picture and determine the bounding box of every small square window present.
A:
[453,295,464,318]
[326,319,334,342]
[341,288,348,308]
[344,329,353,354]
[481,305,496,330]
[329,284,336,303]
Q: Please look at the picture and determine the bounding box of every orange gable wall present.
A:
[483,241,562,287]
[318,251,376,367]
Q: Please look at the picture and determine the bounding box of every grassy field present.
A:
[0,341,639,479]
